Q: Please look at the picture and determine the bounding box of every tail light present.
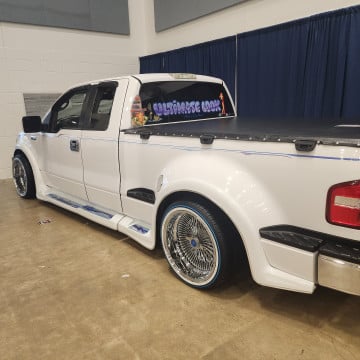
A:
[326,180,360,229]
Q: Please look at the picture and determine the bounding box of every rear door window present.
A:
[132,81,234,127]
[88,84,116,131]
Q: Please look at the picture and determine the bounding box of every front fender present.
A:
[14,133,46,198]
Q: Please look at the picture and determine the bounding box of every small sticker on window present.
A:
[131,95,147,127]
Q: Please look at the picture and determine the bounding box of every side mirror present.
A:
[22,116,42,133]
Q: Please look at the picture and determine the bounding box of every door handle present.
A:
[30,135,37,141]
[70,139,80,152]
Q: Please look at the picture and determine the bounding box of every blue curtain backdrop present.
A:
[140,6,360,120]
[139,53,164,73]
[140,36,236,100]
[342,7,360,118]
[236,19,310,118]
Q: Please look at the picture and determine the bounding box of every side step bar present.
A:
[45,192,154,250]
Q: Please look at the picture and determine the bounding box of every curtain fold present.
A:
[237,21,309,117]
[163,48,187,73]
[139,53,165,73]
[208,36,236,99]
[302,11,350,120]
[342,7,360,119]
[184,43,210,75]
[139,5,360,120]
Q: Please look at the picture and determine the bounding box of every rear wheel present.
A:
[161,201,232,289]
[12,154,36,199]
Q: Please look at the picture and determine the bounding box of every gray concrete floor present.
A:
[0,179,359,360]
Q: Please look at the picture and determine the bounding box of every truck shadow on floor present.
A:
[210,268,360,338]
[40,201,166,261]
[41,200,360,338]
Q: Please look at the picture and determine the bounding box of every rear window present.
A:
[132,81,234,127]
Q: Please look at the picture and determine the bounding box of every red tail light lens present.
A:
[326,180,360,229]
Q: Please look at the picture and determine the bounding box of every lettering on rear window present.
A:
[132,81,234,127]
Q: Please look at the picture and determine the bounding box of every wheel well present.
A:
[14,149,25,157]
[13,150,37,196]
[156,191,247,265]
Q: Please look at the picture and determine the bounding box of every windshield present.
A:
[132,81,234,127]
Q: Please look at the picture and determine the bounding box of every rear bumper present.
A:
[260,225,360,296]
[318,255,360,296]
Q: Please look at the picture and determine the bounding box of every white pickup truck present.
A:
[13,73,360,295]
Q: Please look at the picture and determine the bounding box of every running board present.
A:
[46,192,122,230]
[48,193,114,219]
[45,192,154,249]
[118,216,153,249]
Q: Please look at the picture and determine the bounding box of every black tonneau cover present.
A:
[124,117,360,148]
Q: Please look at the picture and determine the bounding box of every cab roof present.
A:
[85,73,223,86]
[131,73,223,84]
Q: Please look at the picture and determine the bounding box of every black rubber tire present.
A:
[12,154,36,199]
[161,200,232,289]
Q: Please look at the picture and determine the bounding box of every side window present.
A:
[88,85,116,131]
[51,90,87,132]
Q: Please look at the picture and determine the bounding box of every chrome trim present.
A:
[12,157,27,197]
[334,195,360,209]
[161,207,219,286]
[318,254,360,296]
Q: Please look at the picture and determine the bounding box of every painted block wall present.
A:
[0,0,146,179]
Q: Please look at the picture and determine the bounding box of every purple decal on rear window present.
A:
[153,99,221,117]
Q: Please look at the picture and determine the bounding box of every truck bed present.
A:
[124,117,360,148]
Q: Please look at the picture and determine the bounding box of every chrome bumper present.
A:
[318,255,360,296]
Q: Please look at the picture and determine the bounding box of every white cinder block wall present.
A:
[1,0,360,179]
[0,0,147,179]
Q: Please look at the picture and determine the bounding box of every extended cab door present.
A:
[42,86,90,200]
[81,79,129,213]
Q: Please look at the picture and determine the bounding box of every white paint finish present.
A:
[82,79,129,212]
[42,131,87,200]
[143,0,360,53]
[120,197,155,227]
[118,114,360,238]
[261,239,317,282]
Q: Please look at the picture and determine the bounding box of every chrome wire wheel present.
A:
[161,205,220,287]
[13,157,28,197]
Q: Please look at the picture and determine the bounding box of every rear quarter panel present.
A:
[119,132,360,289]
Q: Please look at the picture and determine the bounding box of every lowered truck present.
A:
[13,73,360,295]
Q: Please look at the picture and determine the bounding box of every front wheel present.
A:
[161,201,232,289]
[12,154,36,199]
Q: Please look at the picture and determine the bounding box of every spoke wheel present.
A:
[161,201,231,288]
[12,154,35,199]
